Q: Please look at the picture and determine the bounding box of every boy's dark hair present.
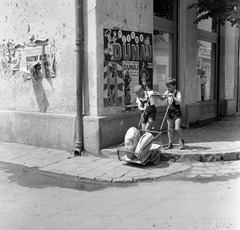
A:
[166,78,176,86]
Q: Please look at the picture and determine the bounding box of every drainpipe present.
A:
[73,0,84,155]
[216,23,221,119]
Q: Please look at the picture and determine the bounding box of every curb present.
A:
[101,148,240,163]
[0,159,191,184]
[0,141,192,184]
[162,151,240,162]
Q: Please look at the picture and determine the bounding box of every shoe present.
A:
[165,143,174,150]
[179,139,185,150]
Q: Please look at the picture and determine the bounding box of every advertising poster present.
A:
[122,61,139,105]
[103,28,153,107]
[21,44,56,78]
[103,61,124,107]
[0,40,55,78]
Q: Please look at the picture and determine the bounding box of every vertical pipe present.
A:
[74,0,84,155]
[237,29,240,112]
[216,23,221,118]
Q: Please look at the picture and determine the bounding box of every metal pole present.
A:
[216,23,221,119]
[74,0,84,155]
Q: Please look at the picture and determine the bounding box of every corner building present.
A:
[0,0,239,155]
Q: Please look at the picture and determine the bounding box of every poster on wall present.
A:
[103,61,124,107]
[21,45,56,78]
[122,61,139,105]
[0,39,55,79]
[103,28,153,107]
[0,39,56,113]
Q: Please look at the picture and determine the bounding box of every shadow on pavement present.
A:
[122,161,171,169]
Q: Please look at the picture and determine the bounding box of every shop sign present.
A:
[199,46,211,59]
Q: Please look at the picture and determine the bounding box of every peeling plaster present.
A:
[0,0,76,114]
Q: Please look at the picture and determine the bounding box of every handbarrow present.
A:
[117,132,163,165]
[117,93,173,166]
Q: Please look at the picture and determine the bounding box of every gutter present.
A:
[74,0,84,155]
[216,23,221,119]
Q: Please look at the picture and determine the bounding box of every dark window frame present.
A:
[197,23,219,102]
[153,0,178,82]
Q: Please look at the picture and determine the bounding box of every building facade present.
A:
[0,0,239,154]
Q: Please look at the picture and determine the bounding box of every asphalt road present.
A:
[0,161,239,230]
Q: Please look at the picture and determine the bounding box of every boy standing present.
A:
[134,85,156,131]
[159,78,185,150]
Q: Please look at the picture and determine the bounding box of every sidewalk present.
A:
[101,113,240,162]
[0,113,240,183]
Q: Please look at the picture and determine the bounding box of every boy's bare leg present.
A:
[141,122,146,131]
[167,119,174,144]
[175,118,184,140]
[145,118,154,131]
[175,118,185,149]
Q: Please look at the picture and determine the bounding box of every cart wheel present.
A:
[151,150,161,165]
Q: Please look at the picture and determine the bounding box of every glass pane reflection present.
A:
[197,40,215,101]
[153,30,172,106]
[197,16,216,32]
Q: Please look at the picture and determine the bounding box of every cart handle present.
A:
[137,96,151,130]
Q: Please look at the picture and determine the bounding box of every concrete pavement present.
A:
[0,113,239,183]
[101,113,240,162]
[0,141,191,183]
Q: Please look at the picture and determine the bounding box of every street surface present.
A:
[0,161,239,230]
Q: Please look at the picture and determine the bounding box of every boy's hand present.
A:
[168,94,174,104]
[143,105,148,111]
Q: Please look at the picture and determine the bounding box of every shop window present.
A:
[153,0,173,20]
[153,0,177,106]
[197,40,215,101]
[197,15,217,33]
[153,31,173,106]
[196,12,218,103]
[198,17,212,32]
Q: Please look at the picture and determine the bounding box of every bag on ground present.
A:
[124,127,141,158]
[135,132,154,160]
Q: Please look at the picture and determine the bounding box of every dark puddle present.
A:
[155,170,240,184]
[0,161,131,192]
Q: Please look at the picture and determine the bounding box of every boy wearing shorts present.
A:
[134,85,156,131]
[159,78,185,149]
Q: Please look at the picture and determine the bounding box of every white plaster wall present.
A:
[0,0,76,114]
[179,0,198,105]
[224,23,237,99]
[85,0,153,116]
[84,0,98,116]
[178,0,199,126]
